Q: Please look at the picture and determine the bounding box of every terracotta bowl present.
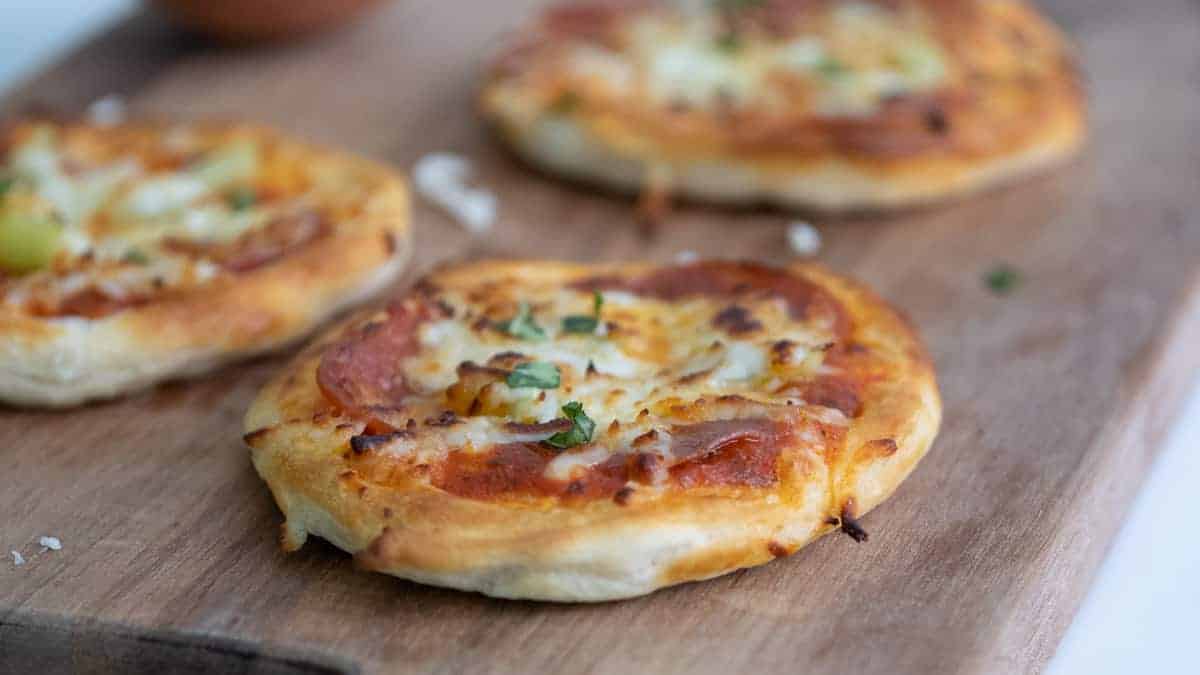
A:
[152,0,390,42]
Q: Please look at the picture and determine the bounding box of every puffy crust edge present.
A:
[243,261,941,601]
[478,0,1087,212]
[0,136,412,407]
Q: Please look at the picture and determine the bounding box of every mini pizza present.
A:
[481,0,1086,212]
[244,260,941,601]
[0,119,410,406]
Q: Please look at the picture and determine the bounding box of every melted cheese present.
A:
[380,281,845,484]
[0,122,320,314]
[560,0,950,117]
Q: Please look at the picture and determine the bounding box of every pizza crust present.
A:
[244,261,941,601]
[480,0,1087,212]
[0,123,412,406]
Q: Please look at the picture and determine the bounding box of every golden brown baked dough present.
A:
[0,119,410,406]
[480,0,1086,212]
[244,259,941,601]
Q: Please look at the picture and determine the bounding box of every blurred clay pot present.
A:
[152,0,389,42]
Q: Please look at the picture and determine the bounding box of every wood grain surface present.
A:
[2,1,1198,673]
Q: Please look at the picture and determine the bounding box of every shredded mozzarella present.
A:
[413,153,497,234]
[787,221,822,257]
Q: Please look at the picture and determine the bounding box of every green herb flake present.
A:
[506,361,561,389]
[562,291,604,335]
[227,186,257,211]
[498,302,546,341]
[122,248,150,265]
[0,176,13,198]
[815,57,848,79]
[548,91,581,116]
[710,0,766,11]
[984,264,1021,295]
[544,401,596,450]
[714,32,741,53]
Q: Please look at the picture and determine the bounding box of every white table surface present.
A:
[4,3,1198,673]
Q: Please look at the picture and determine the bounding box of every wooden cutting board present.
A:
[2,1,1198,673]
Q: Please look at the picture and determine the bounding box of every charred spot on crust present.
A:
[349,431,411,454]
[925,107,950,135]
[383,230,398,255]
[770,339,796,364]
[613,486,635,506]
[712,304,763,335]
[242,427,272,445]
[838,500,869,543]
[863,438,899,458]
[425,410,461,427]
[433,298,456,318]
[631,429,659,447]
[631,452,661,484]
[767,541,789,558]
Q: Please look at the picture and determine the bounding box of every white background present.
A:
[3,3,1197,672]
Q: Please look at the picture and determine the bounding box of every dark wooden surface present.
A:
[2,1,1198,673]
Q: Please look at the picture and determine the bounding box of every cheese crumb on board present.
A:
[787,221,822,257]
[87,94,127,127]
[10,550,24,566]
[413,153,497,234]
[39,536,62,551]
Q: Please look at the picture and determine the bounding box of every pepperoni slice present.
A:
[667,418,787,488]
[574,261,850,337]
[164,211,327,272]
[432,443,630,501]
[316,298,438,428]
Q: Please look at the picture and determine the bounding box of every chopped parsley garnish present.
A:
[562,291,604,335]
[498,302,546,340]
[714,32,741,53]
[985,264,1021,295]
[548,91,581,115]
[815,57,848,79]
[710,0,766,11]
[227,186,256,211]
[544,401,596,450]
[506,361,561,389]
[122,248,150,265]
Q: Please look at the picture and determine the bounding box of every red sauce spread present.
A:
[574,261,850,337]
[28,288,148,319]
[428,417,790,501]
[432,443,630,501]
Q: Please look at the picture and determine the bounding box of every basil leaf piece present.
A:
[710,0,766,11]
[562,291,604,335]
[548,91,581,115]
[815,57,848,79]
[544,401,596,450]
[0,176,13,198]
[984,264,1021,295]
[122,248,150,265]
[227,186,256,211]
[506,361,561,389]
[561,315,598,334]
[499,302,546,341]
[715,32,741,53]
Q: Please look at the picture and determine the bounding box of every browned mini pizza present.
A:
[0,119,410,406]
[481,0,1086,212]
[244,259,941,601]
